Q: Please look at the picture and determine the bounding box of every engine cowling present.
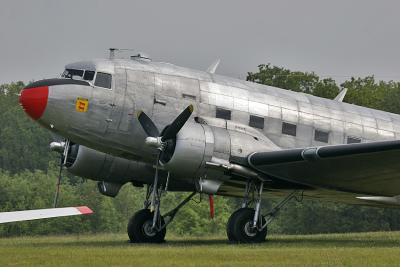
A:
[160,119,279,181]
[65,144,154,185]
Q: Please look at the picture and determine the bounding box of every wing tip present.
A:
[76,206,94,215]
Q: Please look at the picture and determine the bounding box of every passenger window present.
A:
[249,115,264,129]
[216,108,231,120]
[315,130,329,143]
[94,72,112,89]
[282,122,297,136]
[347,136,361,144]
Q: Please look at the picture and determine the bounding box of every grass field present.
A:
[1,232,400,266]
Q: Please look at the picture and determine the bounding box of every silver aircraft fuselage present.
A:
[19,58,400,203]
[39,58,399,156]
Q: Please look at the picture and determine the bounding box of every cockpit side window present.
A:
[94,72,112,89]
[62,69,95,81]
[63,69,84,79]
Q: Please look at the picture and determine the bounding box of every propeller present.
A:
[137,105,194,210]
[137,104,194,152]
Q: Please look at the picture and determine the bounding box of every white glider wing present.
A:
[0,206,93,224]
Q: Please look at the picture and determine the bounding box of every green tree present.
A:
[247,64,340,98]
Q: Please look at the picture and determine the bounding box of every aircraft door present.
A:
[90,68,126,134]
[106,68,127,133]
[90,76,113,134]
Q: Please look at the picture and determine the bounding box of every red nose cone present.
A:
[19,86,49,120]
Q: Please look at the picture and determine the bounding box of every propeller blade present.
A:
[161,105,194,141]
[137,111,160,137]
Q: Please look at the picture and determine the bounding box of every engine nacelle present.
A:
[65,144,154,185]
[160,120,278,181]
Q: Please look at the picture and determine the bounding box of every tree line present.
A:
[1,65,400,237]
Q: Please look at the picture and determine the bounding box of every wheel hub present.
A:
[244,221,257,237]
[142,220,157,237]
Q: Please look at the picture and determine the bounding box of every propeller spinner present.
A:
[137,105,194,152]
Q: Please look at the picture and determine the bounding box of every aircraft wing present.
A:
[246,140,400,197]
[0,206,93,224]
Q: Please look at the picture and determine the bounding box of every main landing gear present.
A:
[127,175,297,243]
[227,180,298,243]
[127,180,196,243]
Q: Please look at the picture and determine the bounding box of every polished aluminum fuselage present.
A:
[40,58,400,162]
[35,58,400,204]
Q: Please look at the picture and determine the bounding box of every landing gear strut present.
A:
[127,181,196,243]
[130,105,196,242]
[227,180,298,243]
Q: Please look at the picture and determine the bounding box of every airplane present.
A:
[17,49,400,243]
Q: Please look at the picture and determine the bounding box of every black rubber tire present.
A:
[127,209,166,243]
[226,208,243,242]
[231,208,267,243]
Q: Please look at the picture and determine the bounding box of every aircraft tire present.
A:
[226,208,244,242]
[231,208,267,243]
[127,209,166,243]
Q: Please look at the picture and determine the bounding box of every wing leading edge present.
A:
[248,140,400,197]
[0,206,93,224]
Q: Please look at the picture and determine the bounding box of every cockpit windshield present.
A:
[62,69,95,81]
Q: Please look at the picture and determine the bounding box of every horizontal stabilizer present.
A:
[334,88,348,102]
[206,59,220,74]
[0,206,93,224]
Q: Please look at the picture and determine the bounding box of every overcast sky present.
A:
[1,0,400,85]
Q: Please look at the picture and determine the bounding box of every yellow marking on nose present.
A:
[75,97,89,112]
